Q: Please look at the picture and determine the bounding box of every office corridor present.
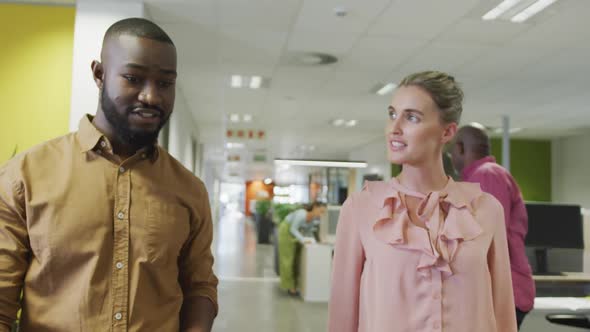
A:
[212,210,328,332]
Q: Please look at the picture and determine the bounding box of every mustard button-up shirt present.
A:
[0,115,218,332]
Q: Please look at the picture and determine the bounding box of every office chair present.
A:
[547,314,590,329]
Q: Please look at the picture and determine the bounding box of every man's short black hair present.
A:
[104,17,174,46]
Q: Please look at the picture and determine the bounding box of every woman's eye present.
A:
[388,110,397,120]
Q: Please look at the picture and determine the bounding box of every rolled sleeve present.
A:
[0,162,28,330]
[178,183,219,315]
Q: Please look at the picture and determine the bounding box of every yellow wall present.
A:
[0,4,75,162]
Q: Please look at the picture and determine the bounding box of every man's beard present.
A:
[100,85,169,149]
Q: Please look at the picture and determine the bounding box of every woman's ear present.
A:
[442,122,458,145]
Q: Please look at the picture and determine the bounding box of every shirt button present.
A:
[117,212,125,220]
[96,149,102,155]
[114,312,122,320]
[119,166,125,173]
[100,141,107,148]
[141,153,147,159]
[116,262,124,269]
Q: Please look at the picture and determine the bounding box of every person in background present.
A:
[328,70,517,332]
[0,18,217,332]
[451,124,535,330]
[278,202,327,296]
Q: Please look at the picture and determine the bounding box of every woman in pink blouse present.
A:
[328,71,517,332]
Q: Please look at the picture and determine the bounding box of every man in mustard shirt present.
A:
[0,18,217,332]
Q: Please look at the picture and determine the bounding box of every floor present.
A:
[211,210,329,332]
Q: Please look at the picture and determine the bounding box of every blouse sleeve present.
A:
[486,195,518,332]
[328,195,365,332]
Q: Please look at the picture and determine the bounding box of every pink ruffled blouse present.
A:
[328,178,517,332]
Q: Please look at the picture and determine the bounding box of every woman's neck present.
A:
[397,160,448,195]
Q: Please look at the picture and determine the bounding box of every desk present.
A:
[535,273,590,297]
[520,275,590,331]
[298,243,333,302]
[534,273,590,282]
[522,298,590,332]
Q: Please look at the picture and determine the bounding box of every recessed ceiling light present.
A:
[229,114,240,123]
[482,0,523,20]
[249,76,262,89]
[494,127,523,134]
[264,178,273,185]
[332,119,345,127]
[274,159,368,168]
[243,114,253,122]
[226,142,245,149]
[376,83,397,96]
[345,120,357,127]
[511,0,558,22]
[231,75,242,88]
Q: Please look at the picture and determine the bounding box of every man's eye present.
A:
[159,81,174,88]
[124,75,139,83]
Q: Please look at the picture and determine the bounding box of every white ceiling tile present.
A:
[339,36,429,74]
[368,0,481,39]
[147,0,217,25]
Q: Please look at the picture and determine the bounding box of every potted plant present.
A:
[254,199,272,244]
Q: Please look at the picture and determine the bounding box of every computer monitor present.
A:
[319,205,340,244]
[525,202,584,274]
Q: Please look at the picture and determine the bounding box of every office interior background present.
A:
[1,0,589,331]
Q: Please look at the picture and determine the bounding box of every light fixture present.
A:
[298,145,316,151]
[243,114,253,123]
[376,83,396,96]
[229,114,240,123]
[226,142,245,149]
[482,0,523,20]
[494,127,523,134]
[345,120,357,127]
[231,75,242,88]
[249,76,262,89]
[482,0,559,23]
[264,178,273,185]
[332,119,345,127]
[274,159,368,168]
[511,0,557,22]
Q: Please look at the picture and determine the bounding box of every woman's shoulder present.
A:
[451,181,504,224]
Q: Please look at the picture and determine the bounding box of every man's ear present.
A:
[442,122,458,145]
[91,60,104,88]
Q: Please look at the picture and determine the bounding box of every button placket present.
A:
[112,166,131,331]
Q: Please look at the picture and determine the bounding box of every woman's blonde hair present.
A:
[398,71,464,124]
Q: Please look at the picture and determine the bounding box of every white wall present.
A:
[552,132,590,207]
[69,0,145,131]
[168,94,199,173]
[349,136,392,192]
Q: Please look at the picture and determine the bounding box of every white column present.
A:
[502,115,510,171]
[69,0,145,131]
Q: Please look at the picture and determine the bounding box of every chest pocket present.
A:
[145,198,191,266]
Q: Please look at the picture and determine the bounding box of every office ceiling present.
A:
[145,0,590,181]
[11,0,590,182]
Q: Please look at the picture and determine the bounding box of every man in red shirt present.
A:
[450,125,535,329]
